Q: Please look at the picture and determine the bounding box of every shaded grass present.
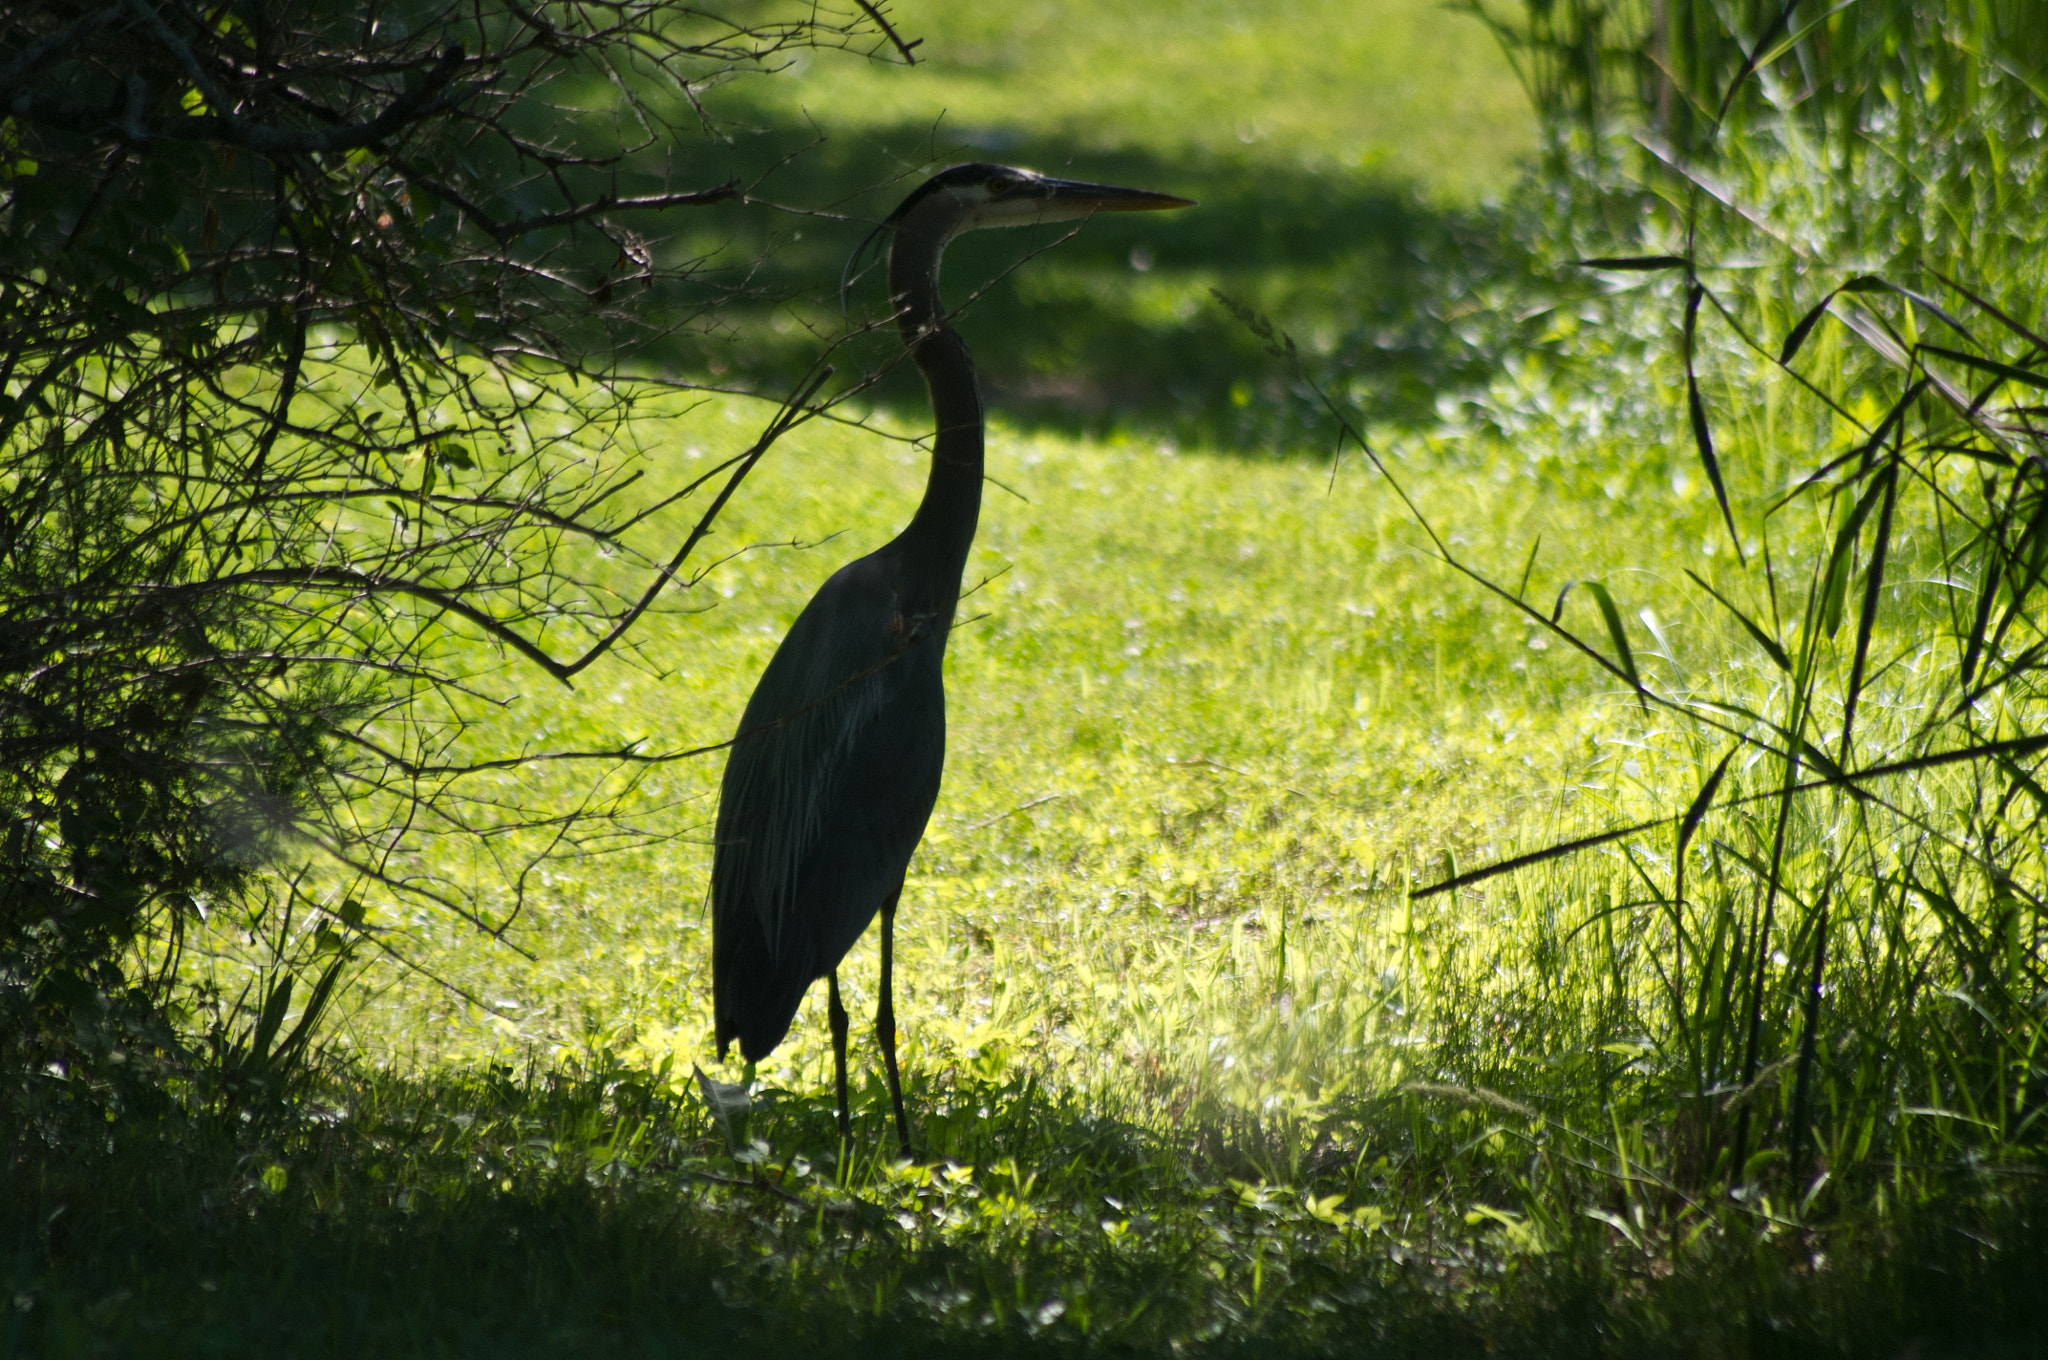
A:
[565,0,1542,446]
[7,1058,2046,1357]
[646,124,1537,445]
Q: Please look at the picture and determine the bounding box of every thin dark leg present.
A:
[828,970,851,1141]
[876,883,911,1158]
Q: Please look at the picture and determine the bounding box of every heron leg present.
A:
[828,970,851,1141]
[876,883,911,1159]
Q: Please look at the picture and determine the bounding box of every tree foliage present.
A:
[0,0,903,1084]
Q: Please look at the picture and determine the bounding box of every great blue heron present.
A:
[711,164,1193,1155]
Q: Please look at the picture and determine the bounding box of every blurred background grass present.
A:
[601,0,1543,443]
[731,0,1535,190]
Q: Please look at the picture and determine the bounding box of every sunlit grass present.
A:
[153,328,2042,1351]
[337,392,1716,1134]
[749,0,1537,204]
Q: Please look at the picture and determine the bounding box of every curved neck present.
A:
[887,222,983,598]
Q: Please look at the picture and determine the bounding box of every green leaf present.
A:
[1583,582,1646,708]
[1838,462,1899,754]
[1550,579,1576,624]
[1819,536,1854,640]
[1576,255,1689,271]
[1516,534,1542,600]
[1779,292,1836,365]
[1685,285,1742,562]
[1919,344,2048,392]
[1688,377,1740,555]
[1791,733,1848,786]
[250,975,294,1062]
[1685,569,1790,673]
[1820,471,1889,638]
[1677,748,1736,862]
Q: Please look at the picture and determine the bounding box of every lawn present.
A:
[9,0,2048,1354]
[342,399,1696,1101]
[738,0,1536,198]
[334,0,1576,1097]
[626,0,1541,441]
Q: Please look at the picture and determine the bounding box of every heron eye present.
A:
[987,176,1013,195]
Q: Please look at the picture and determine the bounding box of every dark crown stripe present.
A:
[884,163,1027,224]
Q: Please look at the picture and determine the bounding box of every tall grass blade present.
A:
[1989,751,2048,817]
[1517,534,1542,600]
[1418,734,2048,900]
[1685,568,1791,672]
[1788,888,1833,1198]
[270,953,352,1077]
[1733,748,1804,1164]
[1678,748,1736,864]
[1686,284,1743,559]
[248,974,294,1070]
[1749,0,1869,80]
[1926,266,2048,353]
[1412,818,1664,899]
[1550,579,1577,624]
[1820,469,1890,639]
[1970,486,2048,700]
[1711,0,1803,124]
[1838,461,1899,758]
[1779,291,1837,365]
[1919,345,2048,393]
[1584,581,1646,708]
[1876,283,1976,345]
[1575,255,1690,271]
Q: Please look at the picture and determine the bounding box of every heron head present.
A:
[889,163,1195,239]
[842,164,1192,315]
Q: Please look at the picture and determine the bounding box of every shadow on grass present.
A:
[628,115,1534,450]
[6,1061,2046,1358]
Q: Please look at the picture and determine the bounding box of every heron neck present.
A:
[889,224,984,595]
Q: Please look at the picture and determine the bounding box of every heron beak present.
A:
[1038,178,1197,213]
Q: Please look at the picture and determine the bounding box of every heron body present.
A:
[710,165,1193,1153]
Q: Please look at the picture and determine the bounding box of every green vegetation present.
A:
[8,0,2048,1355]
[0,0,890,1112]
[747,0,1535,193]
[650,0,1541,441]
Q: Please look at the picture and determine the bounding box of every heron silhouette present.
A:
[711,164,1193,1154]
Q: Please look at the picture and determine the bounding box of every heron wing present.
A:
[711,555,948,1052]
